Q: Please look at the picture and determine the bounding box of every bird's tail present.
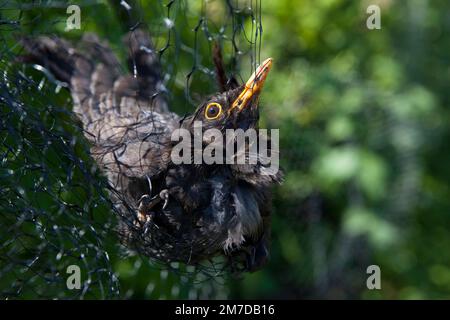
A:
[20,30,168,128]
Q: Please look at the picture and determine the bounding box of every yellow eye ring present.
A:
[204,102,223,120]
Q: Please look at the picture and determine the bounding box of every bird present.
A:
[19,28,282,272]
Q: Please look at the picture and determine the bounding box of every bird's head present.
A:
[171,57,280,187]
[182,58,273,133]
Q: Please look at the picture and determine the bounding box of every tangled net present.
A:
[0,0,263,299]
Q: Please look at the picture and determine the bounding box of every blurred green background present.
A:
[1,0,449,299]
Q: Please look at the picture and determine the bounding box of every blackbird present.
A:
[20,29,282,272]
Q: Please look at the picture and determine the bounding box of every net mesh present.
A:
[0,0,262,299]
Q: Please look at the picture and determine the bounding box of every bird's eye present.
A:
[204,102,223,120]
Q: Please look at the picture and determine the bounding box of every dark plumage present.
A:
[20,29,282,272]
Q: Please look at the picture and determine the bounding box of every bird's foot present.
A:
[136,194,158,235]
[135,190,170,232]
[159,189,169,210]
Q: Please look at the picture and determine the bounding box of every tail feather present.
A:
[124,29,161,80]
[122,29,168,111]
[20,30,168,127]
[20,36,75,84]
[20,29,178,185]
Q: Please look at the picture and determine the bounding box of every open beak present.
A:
[229,57,273,113]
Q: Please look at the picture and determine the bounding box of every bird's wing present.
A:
[21,30,179,194]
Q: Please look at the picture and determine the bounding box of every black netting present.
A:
[0,0,263,299]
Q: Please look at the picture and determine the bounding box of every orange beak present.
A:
[229,57,273,113]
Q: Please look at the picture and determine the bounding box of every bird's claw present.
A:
[136,189,170,225]
[136,194,157,225]
[160,189,169,210]
[143,219,152,235]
